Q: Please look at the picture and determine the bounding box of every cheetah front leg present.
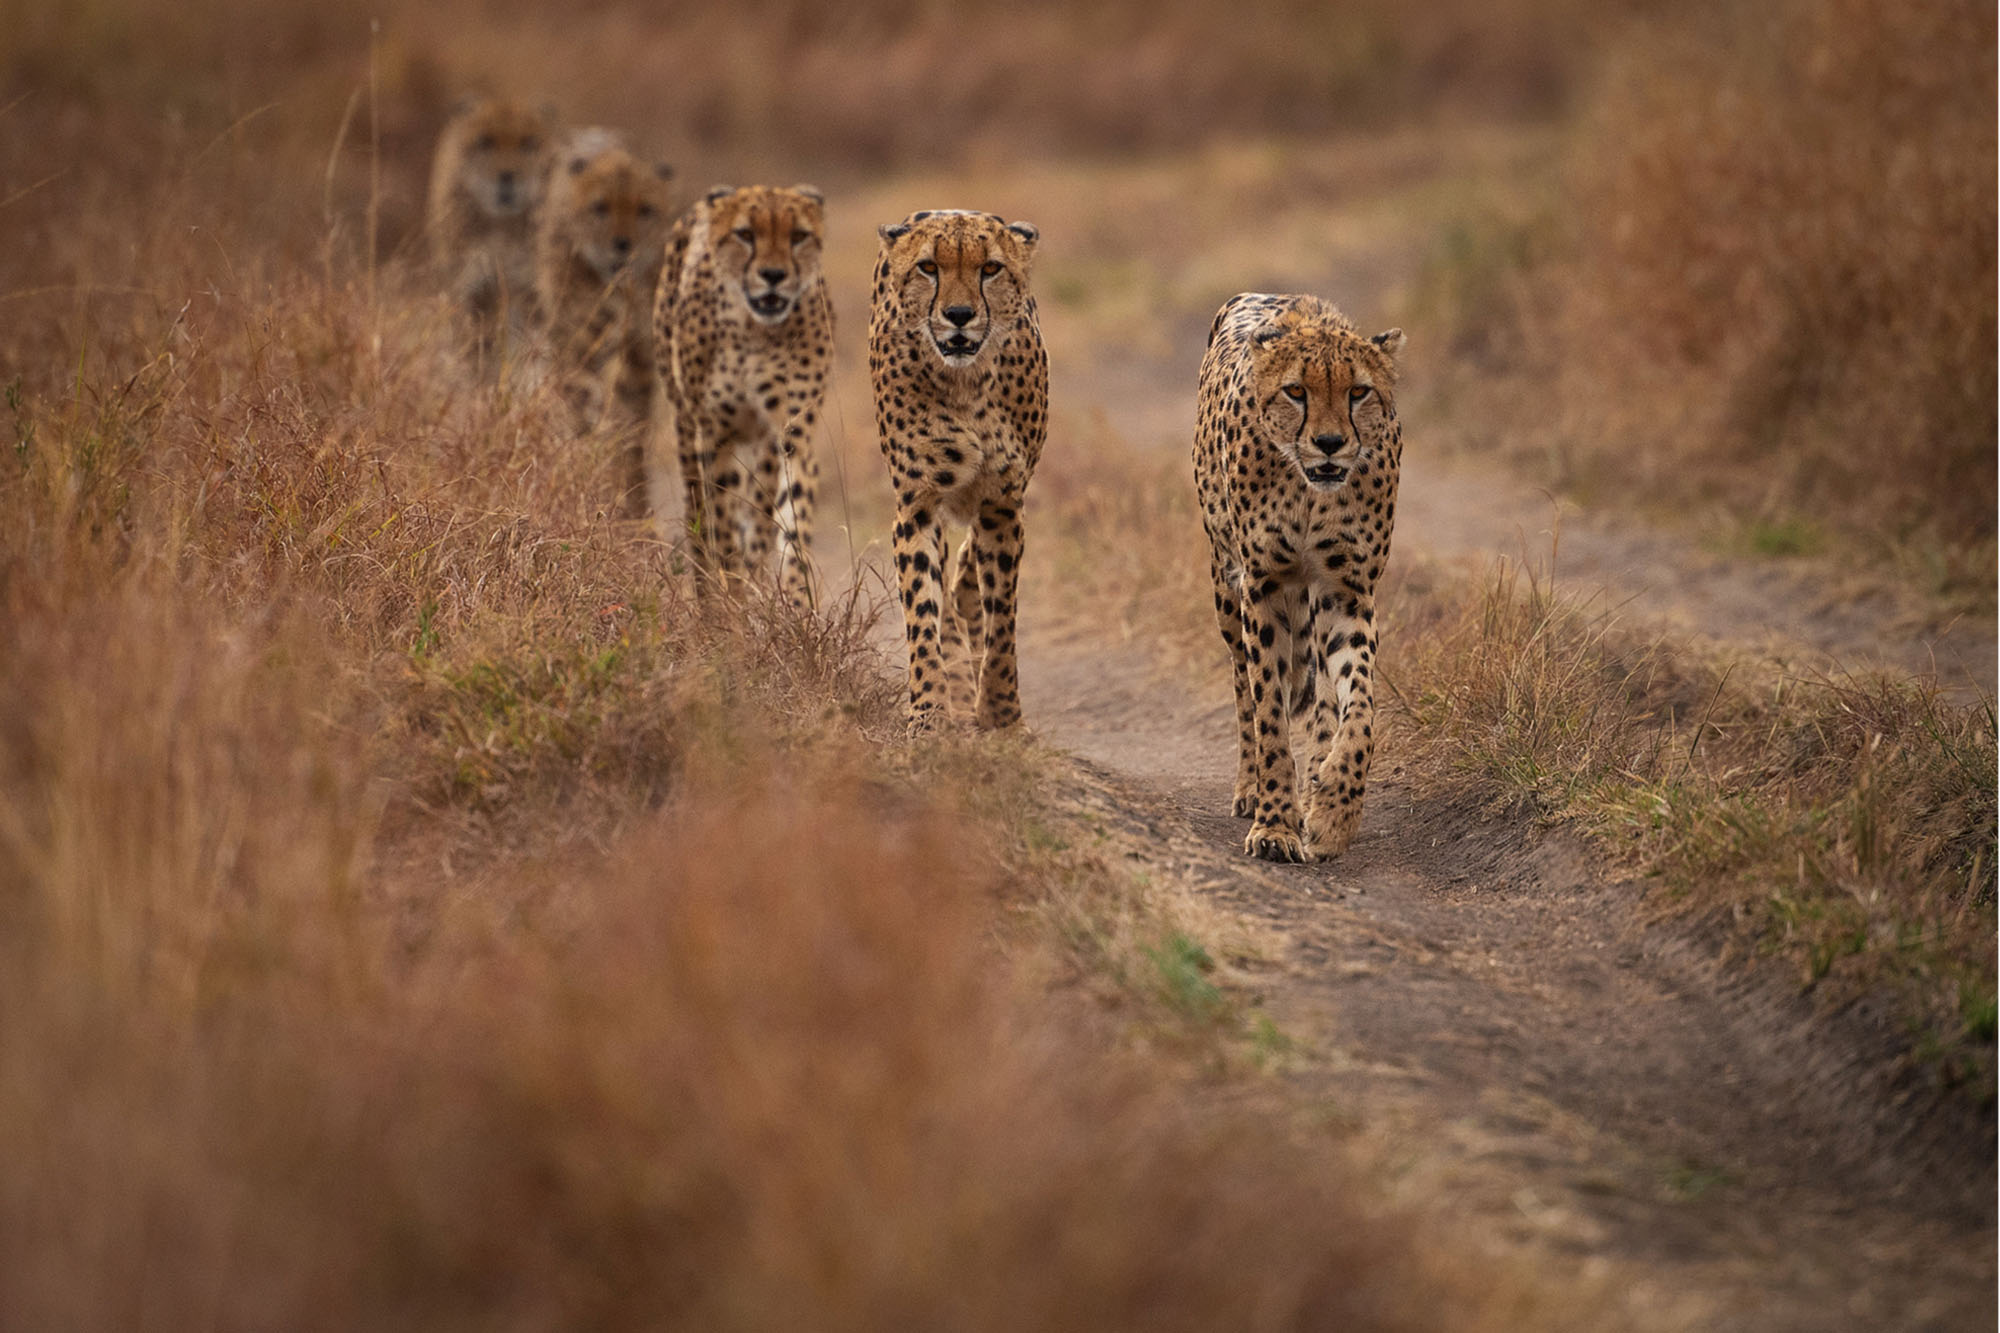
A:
[680,411,752,597]
[1303,596,1378,859]
[1238,574,1308,862]
[891,490,951,734]
[743,438,785,591]
[1209,555,1260,817]
[612,337,655,519]
[939,532,983,720]
[773,387,822,610]
[971,494,1026,731]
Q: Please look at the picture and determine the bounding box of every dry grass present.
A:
[0,12,1637,1326]
[8,0,1632,178]
[0,271,1591,1332]
[1383,557,1998,1085]
[1428,0,1996,586]
[0,654,1555,1331]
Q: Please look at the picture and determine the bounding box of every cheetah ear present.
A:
[878,221,911,242]
[653,161,676,181]
[1370,328,1406,357]
[792,184,825,206]
[704,185,737,205]
[1005,220,1039,248]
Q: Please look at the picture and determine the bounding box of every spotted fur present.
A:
[534,143,676,516]
[654,185,831,605]
[868,210,1048,733]
[1194,293,1407,863]
[426,98,556,369]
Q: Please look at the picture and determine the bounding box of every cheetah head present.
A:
[877,210,1039,368]
[702,185,826,325]
[550,146,675,282]
[1249,312,1405,493]
[442,98,556,219]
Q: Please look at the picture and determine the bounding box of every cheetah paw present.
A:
[1244,822,1312,864]
[1304,805,1361,860]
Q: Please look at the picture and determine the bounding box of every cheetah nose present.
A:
[1312,432,1346,451]
[612,235,633,255]
[758,266,787,285]
[942,305,975,328]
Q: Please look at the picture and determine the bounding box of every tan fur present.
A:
[425,98,556,368]
[534,144,676,516]
[654,185,832,606]
[868,210,1048,734]
[1193,293,1407,863]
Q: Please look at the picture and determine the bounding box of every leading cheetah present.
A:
[1193,293,1406,863]
[654,185,832,606]
[869,209,1048,733]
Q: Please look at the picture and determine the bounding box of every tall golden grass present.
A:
[1436,0,1996,570]
[0,21,1615,1324]
[0,267,1582,1333]
[7,0,1630,176]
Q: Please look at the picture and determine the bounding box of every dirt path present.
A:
[1019,624,1992,1329]
[977,331,1999,1325]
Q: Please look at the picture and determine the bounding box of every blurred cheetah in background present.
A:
[534,141,676,516]
[426,97,556,369]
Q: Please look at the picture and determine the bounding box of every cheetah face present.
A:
[445,99,554,219]
[556,148,675,282]
[1249,320,1405,493]
[703,185,825,325]
[878,211,1039,368]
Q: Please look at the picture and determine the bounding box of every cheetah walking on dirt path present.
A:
[1194,293,1406,862]
[868,210,1048,734]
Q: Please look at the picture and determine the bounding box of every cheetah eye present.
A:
[916,259,938,276]
[732,226,755,244]
[790,228,813,245]
[980,260,1002,277]
[1349,385,1371,402]
[520,135,540,152]
[1281,384,1306,402]
[637,202,656,219]
[591,201,611,217]
[473,134,496,152]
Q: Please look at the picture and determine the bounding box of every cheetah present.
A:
[426,97,557,368]
[869,210,1048,733]
[534,141,676,516]
[1193,293,1406,863]
[654,185,832,606]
